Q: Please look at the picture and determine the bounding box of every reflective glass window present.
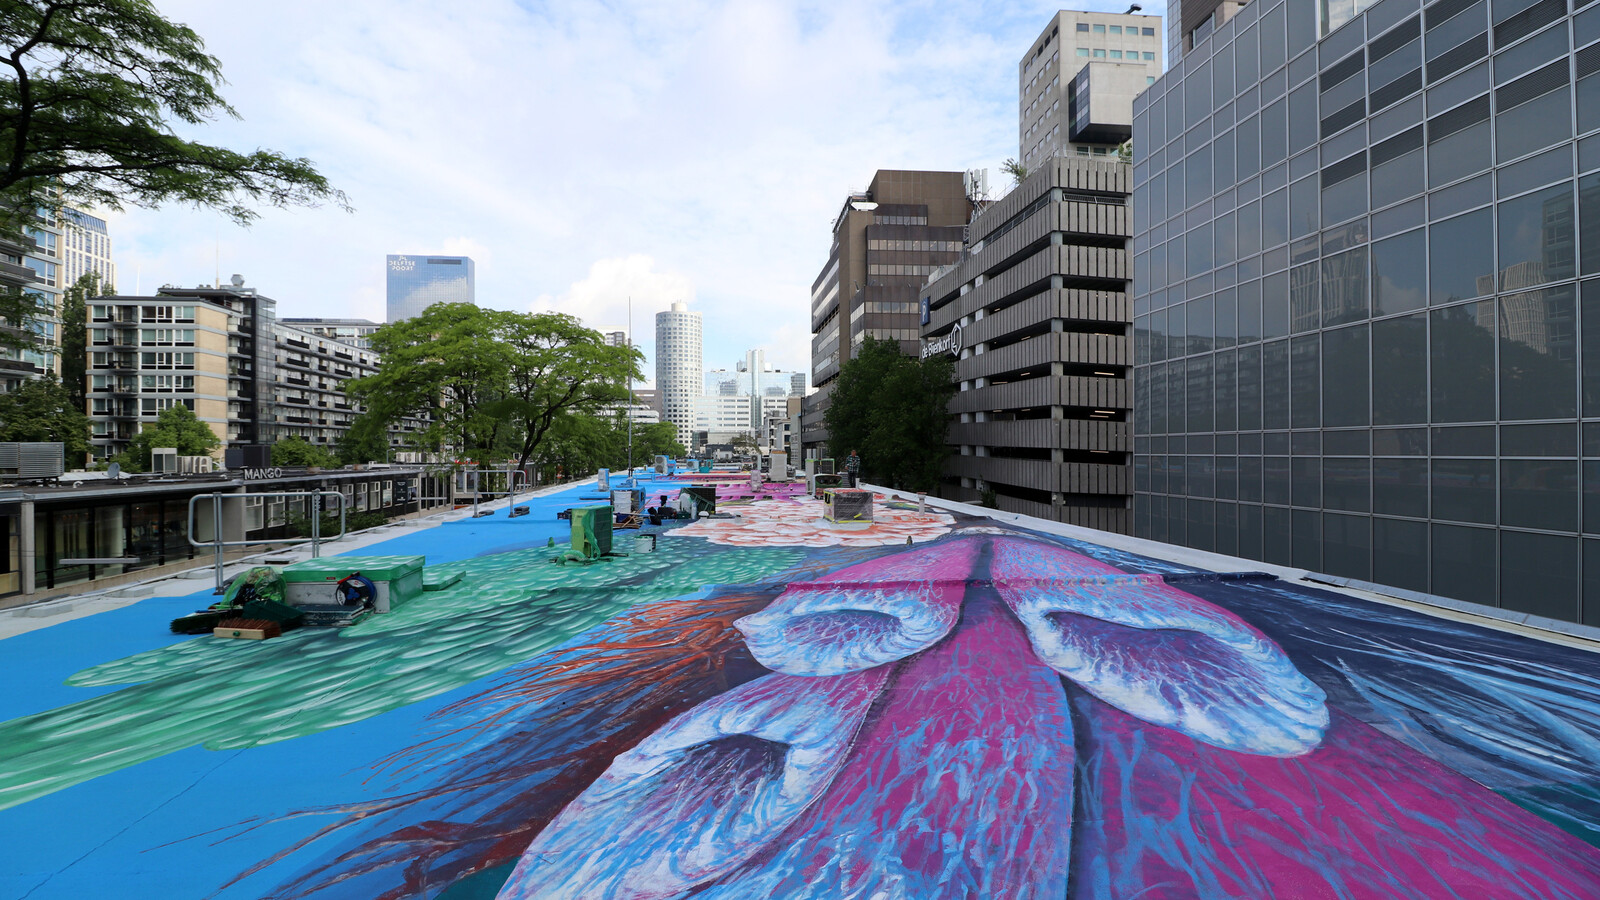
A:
[1430,209,1494,304]
[1373,517,1429,591]
[1265,456,1292,505]
[1321,247,1369,327]
[1323,513,1372,580]
[1239,343,1263,429]
[1497,86,1572,164]
[1216,347,1239,430]
[1432,458,1496,523]
[1498,182,1575,291]
[1501,459,1578,531]
[1291,334,1320,428]
[1263,270,1290,338]
[1263,187,1289,247]
[1582,280,1600,416]
[1372,229,1428,315]
[1374,457,1430,516]
[1498,285,1577,420]
[1371,148,1425,207]
[1323,323,1371,426]
[1239,278,1263,343]
[1430,300,1497,423]
[1237,113,1262,179]
[1428,121,1491,188]
[1263,339,1291,429]
[1582,174,1600,276]
[1291,262,1320,332]
[1262,97,1288,167]
[1324,458,1371,511]
[1289,175,1320,239]
[1502,531,1579,620]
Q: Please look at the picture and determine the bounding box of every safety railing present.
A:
[187,490,348,594]
[456,467,531,518]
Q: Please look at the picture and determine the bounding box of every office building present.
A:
[706,350,807,399]
[1130,0,1600,625]
[1020,11,1166,166]
[60,209,115,290]
[386,254,475,322]
[280,317,382,349]
[920,157,1134,531]
[655,300,701,443]
[802,170,971,455]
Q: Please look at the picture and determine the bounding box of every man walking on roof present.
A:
[846,449,861,488]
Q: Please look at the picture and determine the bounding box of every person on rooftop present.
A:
[846,450,861,488]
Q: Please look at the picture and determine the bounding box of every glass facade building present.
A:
[385,255,475,322]
[1131,0,1600,625]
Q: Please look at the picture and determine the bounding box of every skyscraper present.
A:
[385,254,475,322]
[655,300,701,444]
[1130,0,1600,626]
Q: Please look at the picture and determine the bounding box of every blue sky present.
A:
[114,0,1166,384]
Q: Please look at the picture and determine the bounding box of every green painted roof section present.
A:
[281,555,426,582]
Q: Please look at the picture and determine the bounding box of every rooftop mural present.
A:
[0,479,1597,898]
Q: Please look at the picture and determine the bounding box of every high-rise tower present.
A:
[385,254,475,322]
[655,300,701,444]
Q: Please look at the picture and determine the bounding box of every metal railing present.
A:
[457,467,531,518]
[187,490,347,594]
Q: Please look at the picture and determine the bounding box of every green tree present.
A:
[334,410,390,466]
[347,306,642,471]
[58,270,103,414]
[0,0,347,236]
[271,435,337,468]
[0,372,89,460]
[1001,158,1028,184]
[823,335,955,492]
[0,1,347,346]
[495,311,641,470]
[116,402,217,471]
[346,303,511,461]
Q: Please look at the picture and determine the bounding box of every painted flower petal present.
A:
[991,538,1328,757]
[497,669,888,899]
[734,539,982,676]
[697,593,1076,900]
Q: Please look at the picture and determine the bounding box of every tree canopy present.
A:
[0,371,88,459]
[0,0,347,237]
[58,270,103,408]
[533,413,684,484]
[271,435,337,468]
[345,304,644,471]
[823,335,955,492]
[115,401,217,471]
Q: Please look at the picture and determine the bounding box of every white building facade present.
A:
[654,300,701,443]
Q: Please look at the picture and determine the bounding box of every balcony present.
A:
[284,375,310,386]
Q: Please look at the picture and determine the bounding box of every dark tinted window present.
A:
[1431,300,1497,422]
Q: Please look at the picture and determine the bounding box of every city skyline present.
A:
[90,0,1167,383]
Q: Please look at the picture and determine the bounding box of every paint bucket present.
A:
[634,533,657,553]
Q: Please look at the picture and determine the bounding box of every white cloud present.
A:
[114,0,1168,366]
